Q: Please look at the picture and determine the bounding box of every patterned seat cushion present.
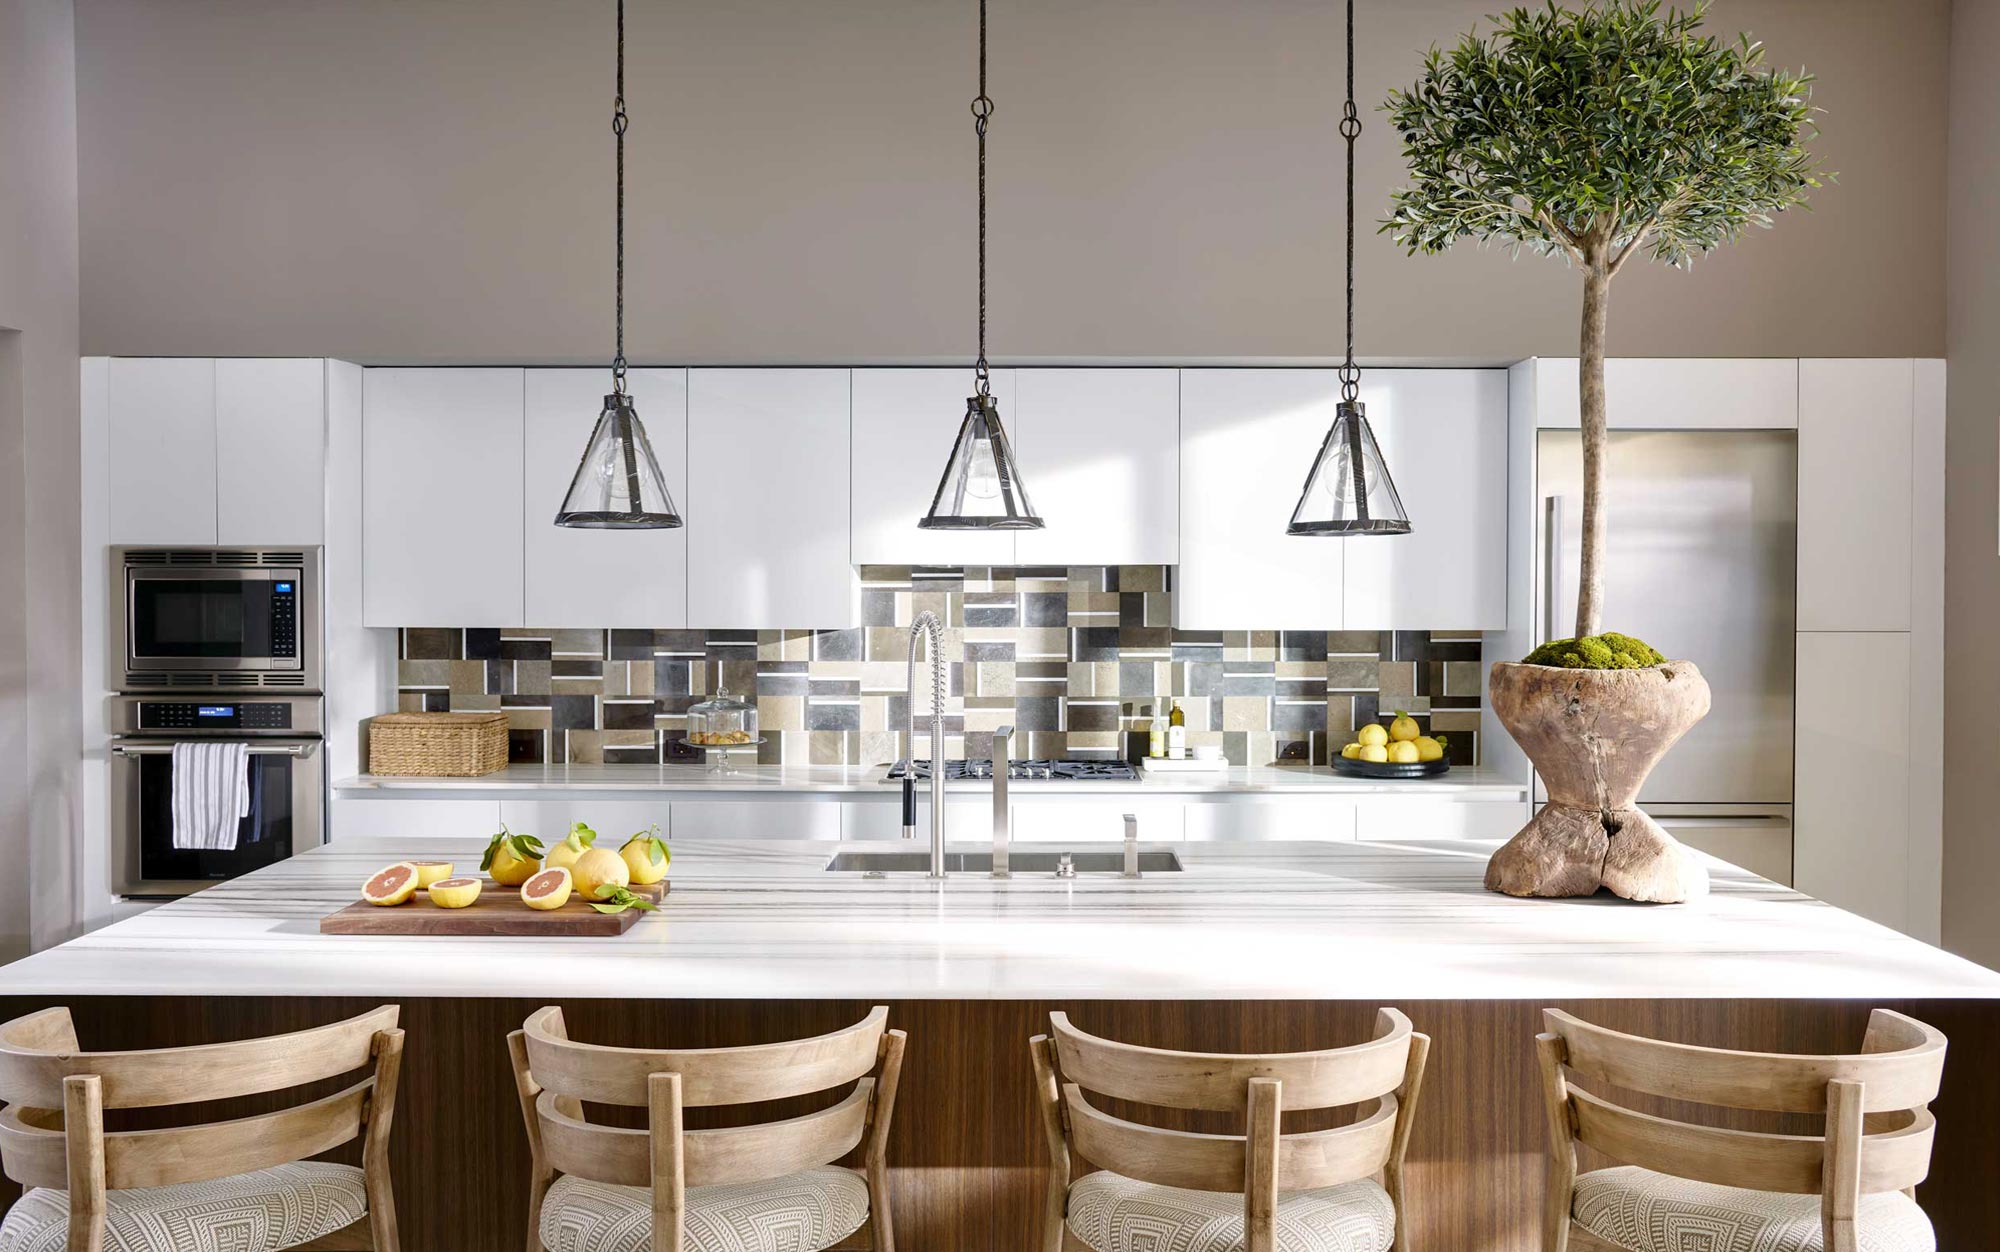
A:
[0,1161,367,1252]
[539,1167,870,1252]
[1573,1166,1936,1252]
[1065,1170,1396,1252]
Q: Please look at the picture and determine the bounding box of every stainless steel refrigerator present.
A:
[1537,429,1796,882]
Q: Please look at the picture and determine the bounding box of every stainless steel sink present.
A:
[823,850,1183,874]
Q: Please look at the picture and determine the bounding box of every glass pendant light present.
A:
[556,0,682,530]
[1288,0,1409,538]
[920,0,1042,531]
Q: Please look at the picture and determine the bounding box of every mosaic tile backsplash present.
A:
[395,567,1484,768]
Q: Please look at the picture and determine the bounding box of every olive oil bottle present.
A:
[1166,699,1187,759]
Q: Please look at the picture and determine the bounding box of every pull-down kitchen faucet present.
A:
[903,611,948,878]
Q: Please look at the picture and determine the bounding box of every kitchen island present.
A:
[4,836,1997,1249]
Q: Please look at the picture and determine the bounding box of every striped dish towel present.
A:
[171,742,251,851]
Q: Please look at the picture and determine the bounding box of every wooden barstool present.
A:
[508,1005,905,1252]
[1537,1008,1948,1252]
[0,1005,404,1252]
[1029,1009,1430,1252]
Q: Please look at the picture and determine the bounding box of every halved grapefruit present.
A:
[427,878,482,909]
[362,862,420,907]
[521,866,573,911]
[409,861,455,888]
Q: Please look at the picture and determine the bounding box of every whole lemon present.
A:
[1389,711,1421,742]
[546,823,597,871]
[620,829,671,885]
[1340,742,1362,760]
[1359,743,1390,764]
[1357,723,1389,748]
[482,826,544,887]
[1388,741,1420,764]
[571,846,631,902]
[1414,736,1445,763]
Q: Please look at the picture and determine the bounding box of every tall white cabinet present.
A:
[362,368,526,627]
[1792,358,1944,940]
[688,369,858,628]
[523,369,689,627]
[1013,368,1180,566]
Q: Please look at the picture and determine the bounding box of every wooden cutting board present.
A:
[319,879,667,937]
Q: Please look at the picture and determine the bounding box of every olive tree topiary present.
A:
[1383,1,1821,650]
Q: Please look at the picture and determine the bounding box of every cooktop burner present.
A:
[887,758,1141,782]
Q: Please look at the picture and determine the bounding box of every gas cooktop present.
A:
[887,758,1140,782]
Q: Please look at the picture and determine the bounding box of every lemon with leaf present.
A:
[480,824,545,887]
[545,822,597,871]
[620,826,671,885]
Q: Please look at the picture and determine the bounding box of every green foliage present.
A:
[1383,1,1822,271]
[589,883,659,916]
[479,823,544,872]
[1523,633,1667,669]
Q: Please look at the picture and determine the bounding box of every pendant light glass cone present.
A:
[919,394,1043,529]
[554,392,683,529]
[1287,400,1410,536]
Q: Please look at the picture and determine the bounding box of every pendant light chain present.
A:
[611,0,629,395]
[971,0,994,398]
[1338,0,1360,403]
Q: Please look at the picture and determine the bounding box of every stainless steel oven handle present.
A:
[111,741,320,758]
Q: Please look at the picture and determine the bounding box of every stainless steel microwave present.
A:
[114,546,323,691]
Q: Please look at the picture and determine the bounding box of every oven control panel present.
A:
[136,701,294,731]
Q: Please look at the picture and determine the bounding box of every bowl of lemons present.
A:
[1333,710,1451,778]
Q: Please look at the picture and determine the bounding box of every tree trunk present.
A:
[1574,255,1612,640]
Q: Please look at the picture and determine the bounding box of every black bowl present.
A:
[1331,755,1452,779]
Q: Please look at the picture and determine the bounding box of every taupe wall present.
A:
[75,0,1946,364]
[0,0,83,957]
[1944,0,2000,971]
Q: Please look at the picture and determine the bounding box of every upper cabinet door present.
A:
[524,369,688,628]
[1342,370,1508,630]
[107,358,218,545]
[688,369,858,628]
[1797,359,1914,632]
[1177,369,1344,630]
[1534,358,1799,429]
[1013,368,1179,566]
[850,368,1017,567]
[362,368,525,627]
[216,358,325,546]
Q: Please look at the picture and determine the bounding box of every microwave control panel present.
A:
[137,701,294,731]
[270,577,299,659]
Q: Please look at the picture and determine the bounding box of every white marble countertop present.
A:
[331,762,1530,799]
[4,836,1995,1001]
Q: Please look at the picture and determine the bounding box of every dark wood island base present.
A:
[3,996,1995,1250]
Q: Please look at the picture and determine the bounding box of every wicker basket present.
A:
[368,712,510,777]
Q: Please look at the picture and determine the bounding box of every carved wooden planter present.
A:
[1485,660,1712,903]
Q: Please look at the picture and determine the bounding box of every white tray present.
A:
[1139,756,1229,773]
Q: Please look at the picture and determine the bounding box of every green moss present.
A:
[1522,632,1666,670]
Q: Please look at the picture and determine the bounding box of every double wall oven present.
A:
[111,547,325,897]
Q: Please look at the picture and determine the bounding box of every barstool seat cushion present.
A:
[0,1161,367,1252]
[1065,1169,1396,1252]
[538,1167,869,1252]
[1573,1166,1936,1252]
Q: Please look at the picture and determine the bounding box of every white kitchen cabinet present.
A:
[851,368,1018,567]
[499,800,671,842]
[1177,369,1345,629]
[1797,359,1914,632]
[1009,800,1188,843]
[1794,631,1910,931]
[688,369,857,628]
[842,797,996,842]
[1342,370,1508,629]
[1184,797,1354,841]
[1013,368,1179,566]
[524,369,688,627]
[666,800,842,841]
[1534,358,1799,429]
[106,358,218,545]
[1352,794,1525,841]
[329,797,503,839]
[362,368,526,627]
[216,358,326,545]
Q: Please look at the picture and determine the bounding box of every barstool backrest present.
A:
[1539,1007,1947,1199]
[1032,1008,1429,1252]
[513,1005,897,1191]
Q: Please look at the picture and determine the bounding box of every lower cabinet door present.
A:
[1795,631,1912,930]
[329,798,503,839]
[1009,801,1188,843]
[497,800,671,844]
[666,800,843,841]
[1352,795,1527,841]
[1184,797,1354,841]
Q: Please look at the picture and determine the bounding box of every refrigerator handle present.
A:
[1542,494,1563,642]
